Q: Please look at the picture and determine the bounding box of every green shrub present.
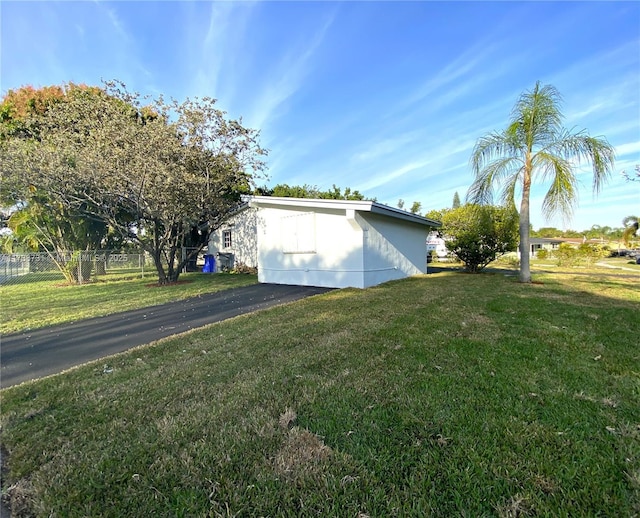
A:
[554,243,579,267]
[554,243,609,267]
[577,243,609,266]
[440,204,519,273]
[536,249,548,260]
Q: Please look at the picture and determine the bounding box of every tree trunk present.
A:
[152,250,169,285]
[519,161,532,283]
[166,246,178,283]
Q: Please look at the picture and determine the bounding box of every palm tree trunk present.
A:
[519,205,531,282]
[519,164,532,283]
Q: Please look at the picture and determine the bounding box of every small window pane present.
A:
[223,230,232,248]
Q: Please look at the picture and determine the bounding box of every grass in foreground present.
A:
[0,272,258,335]
[1,270,639,517]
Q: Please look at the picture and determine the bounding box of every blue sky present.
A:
[2,1,639,231]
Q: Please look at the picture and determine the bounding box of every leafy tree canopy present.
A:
[1,81,267,284]
[261,183,366,200]
[531,227,563,238]
[409,201,422,214]
[424,208,445,223]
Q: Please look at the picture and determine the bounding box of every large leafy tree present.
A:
[1,81,267,284]
[1,84,115,282]
[467,81,615,282]
[440,203,519,273]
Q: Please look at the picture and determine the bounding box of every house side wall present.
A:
[359,212,428,288]
[256,206,365,288]
[208,208,258,269]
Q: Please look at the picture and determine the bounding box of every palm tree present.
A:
[622,215,639,247]
[468,81,615,282]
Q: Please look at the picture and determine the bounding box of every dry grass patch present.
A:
[278,408,297,430]
[273,427,332,482]
[496,494,533,517]
[574,391,619,408]
[3,477,37,518]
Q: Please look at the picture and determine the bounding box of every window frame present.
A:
[223,229,232,249]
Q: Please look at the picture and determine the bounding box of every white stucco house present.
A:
[207,204,258,270]
[208,196,441,289]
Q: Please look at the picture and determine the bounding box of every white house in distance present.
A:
[208,196,441,289]
[426,231,448,259]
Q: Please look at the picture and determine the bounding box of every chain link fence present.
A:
[0,250,151,285]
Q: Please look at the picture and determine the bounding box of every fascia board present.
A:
[248,196,441,228]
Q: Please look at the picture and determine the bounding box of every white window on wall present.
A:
[223,230,232,248]
[281,212,316,253]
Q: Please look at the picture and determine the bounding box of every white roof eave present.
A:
[247,195,441,228]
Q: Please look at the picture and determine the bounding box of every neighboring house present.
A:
[207,205,258,270]
[426,231,448,259]
[529,238,565,257]
[208,196,441,289]
[527,237,616,257]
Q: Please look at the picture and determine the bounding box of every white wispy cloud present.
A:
[246,12,336,131]
[357,134,475,195]
[401,40,497,109]
[350,130,423,164]
[615,141,640,157]
[170,0,258,105]
[101,4,131,42]
[360,158,433,192]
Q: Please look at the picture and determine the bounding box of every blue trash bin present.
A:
[202,254,216,273]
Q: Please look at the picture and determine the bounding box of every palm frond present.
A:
[499,172,521,209]
[471,132,513,171]
[584,135,615,194]
[539,153,579,220]
[533,151,572,184]
[550,131,615,194]
[512,81,563,149]
[467,155,522,205]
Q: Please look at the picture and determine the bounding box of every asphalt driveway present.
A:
[0,283,332,388]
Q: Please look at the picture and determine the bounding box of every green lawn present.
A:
[0,272,258,335]
[1,269,639,517]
